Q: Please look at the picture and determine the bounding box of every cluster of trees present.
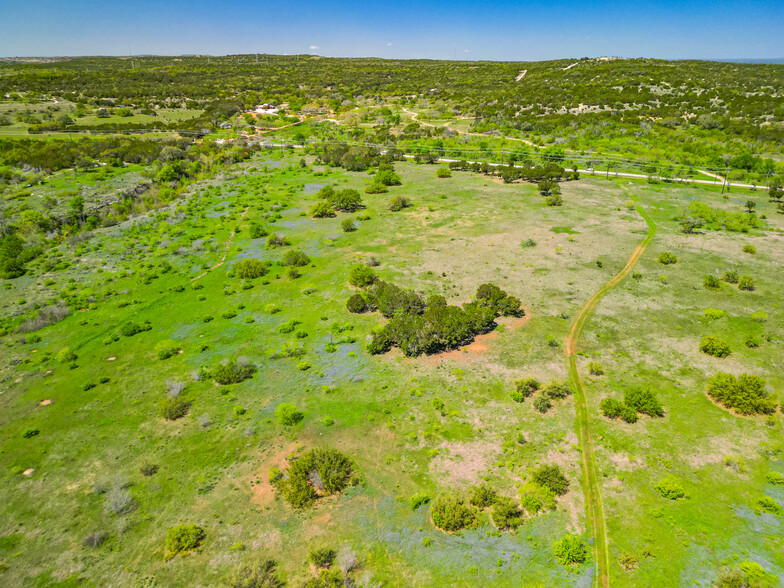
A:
[347,273,524,356]
[311,185,364,217]
[706,373,777,415]
[510,378,572,413]
[269,448,360,509]
[317,143,403,171]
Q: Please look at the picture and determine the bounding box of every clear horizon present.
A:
[1,0,782,61]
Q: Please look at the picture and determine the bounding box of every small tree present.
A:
[164,524,205,560]
[275,402,303,426]
[553,534,588,566]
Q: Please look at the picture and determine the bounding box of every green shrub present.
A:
[766,472,784,485]
[519,482,556,515]
[545,194,563,206]
[311,201,336,218]
[758,497,782,516]
[588,361,604,375]
[704,308,726,319]
[211,358,256,385]
[436,167,451,178]
[410,493,431,510]
[491,496,523,530]
[533,396,552,413]
[277,319,301,334]
[623,387,664,417]
[700,335,731,358]
[738,275,755,291]
[340,218,356,232]
[364,183,388,194]
[328,188,363,212]
[388,195,411,212]
[600,398,625,419]
[532,464,570,496]
[707,373,777,415]
[553,534,588,566]
[348,264,376,287]
[249,222,269,239]
[510,377,540,402]
[120,321,151,337]
[703,275,722,290]
[271,448,359,509]
[221,310,237,319]
[281,249,310,267]
[722,269,739,284]
[57,347,78,363]
[227,560,284,588]
[309,547,336,568]
[233,258,269,279]
[82,382,96,391]
[22,427,40,438]
[468,483,497,508]
[265,233,290,249]
[750,310,767,322]
[346,293,367,313]
[521,238,536,248]
[375,169,402,186]
[155,339,179,360]
[275,402,304,426]
[159,397,190,420]
[658,252,677,265]
[742,244,756,254]
[543,380,572,400]
[140,463,159,477]
[744,334,761,348]
[431,495,477,532]
[164,524,204,560]
[655,475,686,500]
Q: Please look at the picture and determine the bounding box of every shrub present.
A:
[311,201,336,218]
[519,482,556,515]
[623,387,664,417]
[436,167,451,178]
[744,334,761,348]
[704,308,726,319]
[553,534,588,566]
[743,244,756,254]
[706,373,777,415]
[83,532,108,549]
[227,560,285,588]
[346,293,367,313]
[521,238,536,247]
[164,524,204,560]
[388,195,411,211]
[431,495,477,532]
[545,194,563,206]
[271,448,359,509]
[722,269,739,284]
[533,396,552,413]
[658,252,677,265]
[511,377,540,402]
[329,188,363,212]
[375,169,402,186]
[211,358,256,385]
[364,183,388,194]
[700,335,731,358]
[265,233,290,249]
[410,493,431,510]
[348,264,376,287]
[750,310,767,322]
[758,497,782,516]
[159,397,190,420]
[588,361,604,375]
[340,218,356,232]
[491,496,523,530]
[249,222,269,239]
[155,339,179,360]
[233,258,269,279]
[22,427,40,438]
[600,398,625,419]
[221,310,237,319]
[57,347,78,363]
[309,547,337,569]
[278,319,301,334]
[767,472,784,485]
[286,267,301,279]
[703,275,722,290]
[468,483,497,508]
[275,402,303,426]
[104,486,136,515]
[655,475,686,500]
[140,463,159,477]
[532,464,570,496]
[738,275,755,291]
[543,380,572,400]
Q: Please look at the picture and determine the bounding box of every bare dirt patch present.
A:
[429,440,497,486]
[39,399,52,406]
[248,441,300,507]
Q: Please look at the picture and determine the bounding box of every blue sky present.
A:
[1,0,782,60]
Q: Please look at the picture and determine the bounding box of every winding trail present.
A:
[564,185,656,588]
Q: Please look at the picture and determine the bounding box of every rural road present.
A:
[564,184,657,588]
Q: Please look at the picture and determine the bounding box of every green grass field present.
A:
[1,153,782,586]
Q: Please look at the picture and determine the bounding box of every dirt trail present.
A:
[191,205,250,281]
[564,184,656,588]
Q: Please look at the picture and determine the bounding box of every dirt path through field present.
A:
[564,184,656,587]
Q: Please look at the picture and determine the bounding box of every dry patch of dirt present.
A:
[39,399,52,406]
[429,440,497,487]
[248,442,300,507]
[609,452,643,471]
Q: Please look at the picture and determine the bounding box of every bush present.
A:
[329,188,363,212]
[542,380,572,400]
[271,448,359,509]
[155,339,179,360]
[227,560,285,588]
[436,167,451,178]
[707,373,777,415]
[744,334,761,348]
[468,483,497,508]
[738,275,755,291]
[346,293,367,313]
[388,195,411,211]
[311,201,336,218]
[249,222,269,239]
[510,377,540,402]
[309,547,337,569]
[233,258,269,279]
[83,532,108,549]
[164,524,204,560]
[281,249,310,267]
[140,463,159,477]
[758,496,782,516]
[519,481,556,515]
[704,308,726,319]
[375,169,402,186]
[655,475,686,500]
[57,347,77,363]
[553,534,588,566]
[364,183,388,194]
[658,252,677,265]
[588,361,604,375]
[533,396,552,413]
[600,398,625,419]
[265,233,290,249]
[521,238,536,248]
[410,493,431,510]
[623,387,664,417]
[722,269,739,284]
[767,472,784,485]
[211,358,256,384]
[545,194,563,206]
[340,218,356,232]
[700,335,731,358]
[491,496,523,530]
[275,402,303,426]
[22,427,39,438]
[348,264,376,287]
[431,494,477,532]
[532,464,570,496]
[703,275,722,290]
[743,244,756,254]
[104,487,136,515]
[159,397,190,420]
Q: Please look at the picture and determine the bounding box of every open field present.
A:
[1,149,782,586]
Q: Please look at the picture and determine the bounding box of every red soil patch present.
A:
[248,442,300,507]
[40,399,53,406]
